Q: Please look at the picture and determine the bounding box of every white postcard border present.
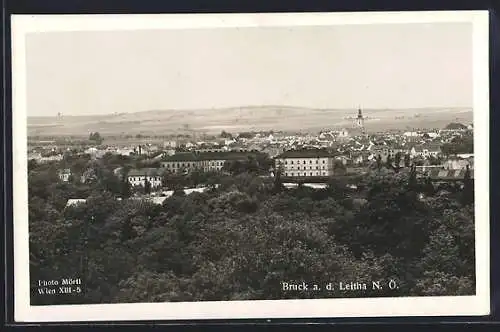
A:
[12,11,490,322]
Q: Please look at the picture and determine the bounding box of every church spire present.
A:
[355,106,365,130]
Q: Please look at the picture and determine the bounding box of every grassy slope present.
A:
[27,106,473,137]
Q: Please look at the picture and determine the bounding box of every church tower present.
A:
[355,108,365,129]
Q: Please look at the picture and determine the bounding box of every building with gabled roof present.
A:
[410,143,442,159]
[421,168,474,180]
[58,168,72,182]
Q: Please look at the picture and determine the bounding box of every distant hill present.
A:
[444,122,468,130]
[27,106,473,137]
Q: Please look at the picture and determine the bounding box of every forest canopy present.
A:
[29,159,475,305]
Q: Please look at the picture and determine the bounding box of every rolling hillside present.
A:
[27,106,473,137]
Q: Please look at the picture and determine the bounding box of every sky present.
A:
[25,22,473,117]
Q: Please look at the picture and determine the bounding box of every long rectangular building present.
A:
[275,149,335,178]
[160,151,266,173]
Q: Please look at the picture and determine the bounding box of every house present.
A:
[262,146,284,158]
[65,198,87,208]
[130,196,169,205]
[116,148,135,156]
[403,131,419,137]
[443,158,473,170]
[58,169,72,182]
[423,143,442,158]
[411,143,441,159]
[335,155,350,165]
[163,141,177,149]
[352,153,365,165]
[337,129,350,139]
[160,152,200,173]
[39,154,64,163]
[274,149,334,177]
[426,132,440,139]
[457,153,474,159]
[28,152,42,160]
[425,168,474,180]
[127,168,164,188]
[371,145,406,162]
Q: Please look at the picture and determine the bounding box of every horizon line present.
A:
[27,104,473,118]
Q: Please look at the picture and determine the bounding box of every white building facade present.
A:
[275,149,334,177]
[127,168,163,188]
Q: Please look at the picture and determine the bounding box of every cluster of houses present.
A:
[38,116,473,186]
[55,144,474,188]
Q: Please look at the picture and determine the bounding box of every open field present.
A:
[27,106,473,137]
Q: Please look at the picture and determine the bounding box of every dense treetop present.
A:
[29,154,475,304]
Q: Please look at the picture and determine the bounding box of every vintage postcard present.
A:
[12,11,490,322]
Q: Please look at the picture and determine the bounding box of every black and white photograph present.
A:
[12,11,490,322]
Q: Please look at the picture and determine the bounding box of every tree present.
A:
[96,169,122,196]
[273,164,284,192]
[394,152,402,168]
[423,176,435,196]
[376,154,382,170]
[461,165,474,206]
[389,152,403,173]
[28,159,38,172]
[144,177,152,194]
[429,156,442,166]
[404,154,411,168]
[333,160,347,175]
[220,130,233,139]
[408,164,418,190]
[386,154,393,168]
[28,158,475,304]
[89,132,103,144]
[121,177,132,199]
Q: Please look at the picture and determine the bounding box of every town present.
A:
[28,109,474,208]
[28,109,476,305]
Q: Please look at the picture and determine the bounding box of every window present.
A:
[322,160,325,163]
[291,173,294,176]
[298,167,301,170]
[291,161,294,164]
[285,172,289,176]
[303,161,306,164]
[310,172,313,176]
[316,166,319,170]
[285,161,288,165]
[316,160,318,164]
[309,160,312,164]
